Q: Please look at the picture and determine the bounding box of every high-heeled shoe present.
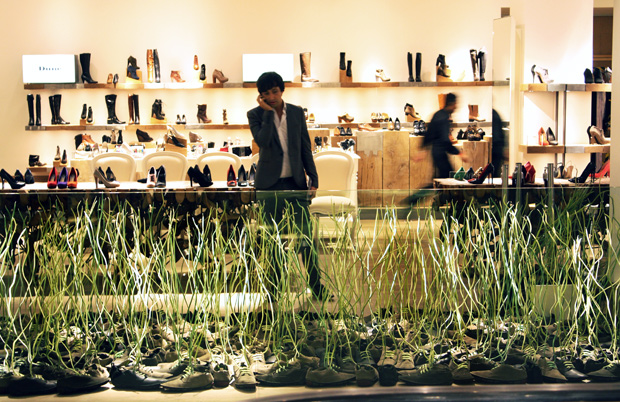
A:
[453,167,466,181]
[387,118,394,130]
[200,64,206,81]
[223,109,229,125]
[146,167,156,188]
[167,126,188,147]
[60,150,68,166]
[87,106,93,124]
[546,127,558,145]
[338,114,354,123]
[346,127,353,136]
[464,167,475,180]
[468,163,494,184]
[170,71,185,83]
[594,160,610,179]
[94,167,119,189]
[569,162,595,183]
[237,165,248,187]
[587,125,609,144]
[375,69,391,82]
[47,167,58,189]
[532,65,552,84]
[394,117,401,131]
[105,167,118,184]
[593,67,604,84]
[524,161,536,184]
[81,104,87,120]
[136,129,153,142]
[226,164,237,187]
[14,170,24,183]
[24,169,35,184]
[188,165,213,187]
[193,55,199,70]
[181,115,186,124]
[1,169,25,189]
[67,167,79,189]
[203,165,212,184]
[584,68,594,84]
[156,166,166,188]
[538,127,549,146]
[57,167,68,189]
[212,69,229,83]
[197,104,211,123]
[249,163,256,186]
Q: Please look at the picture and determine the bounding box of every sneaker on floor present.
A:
[555,357,588,382]
[538,357,567,383]
[355,364,379,387]
[8,375,57,397]
[233,363,258,390]
[211,362,231,387]
[110,367,169,390]
[399,363,453,386]
[449,359,474,384]
[588,362,620,382]
[471,363,527,384]
[160,370,214,392]
[395,350,415,371]
[255,360,308,386]
[306,366,355,387]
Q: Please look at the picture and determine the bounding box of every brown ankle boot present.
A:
[300,52,318,82]
[212,69,229,83]
[468,104,485,122]
[189,131,203,143]
[197,104,212,123]
[170,70,185,83]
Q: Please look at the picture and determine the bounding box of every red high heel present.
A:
[47,167,58,189]
[226,164,237,187]
[67,167,79,189]
[538,127,549,146]
[524,161,536,183]
[595,160,610,178]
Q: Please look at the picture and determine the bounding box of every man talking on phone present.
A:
[247,71,329,300]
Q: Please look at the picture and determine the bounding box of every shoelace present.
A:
[418,363,431,374]
[546,360,558,370]
[180,365,194,379]
[562,359,576,370]
[359,351,373,362]
[400,352,413,362]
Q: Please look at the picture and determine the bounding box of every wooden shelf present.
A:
[25,124,124,131]
[25,81,509,90]
[518,144,565,154]
[564,144,610,154]
[521,83,611,93]
[520,83,567,92]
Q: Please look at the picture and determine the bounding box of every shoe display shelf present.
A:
[25,124,126,131]
[519,83,611,157]
[24,80,508,91]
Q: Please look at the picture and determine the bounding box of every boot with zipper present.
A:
[152,99,165,121]
[300,52,318,82]
[105,94,125,124]
[415,52,422,82]
[407,52,414,82]
[146,50,154,83]
[27,94,34,126]
[197,104,211,123]
[80,53,98,84]
[53,94,69,124]
[133,94,140,124]
[128,95,134,124]
[153,49,161,83]
[470,49,479,81]
[35,94,41,126]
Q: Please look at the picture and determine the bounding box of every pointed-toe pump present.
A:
[146,167,156,188]
[569,162,595,184]
[57,167,68,189]
[595,160,610,179]
[453,167,466,181]
[587,125,609,144]
[546,127,558,145]
[464,167,475,180]
[188,165,212,187]
[24,169,35,184]
[67,167,79,189]
[155,165,166,188]
[538,127,549,146]
[202,165,213,185]
[248,163,256,186]
[237,165,248,187]
[94,167,119,189]
[468,164,494,184]
[47,167,58,189]
[1,169,26,189]
[226,164,237,187]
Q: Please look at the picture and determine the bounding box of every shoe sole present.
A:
[161,384,213,392]
[306,379,355,387]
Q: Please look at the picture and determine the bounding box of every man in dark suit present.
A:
[247,72,328,300]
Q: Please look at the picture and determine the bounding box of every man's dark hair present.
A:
[445,93,457,106]
[257,72,285,93]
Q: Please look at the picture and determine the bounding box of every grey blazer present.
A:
[247,103,319,190]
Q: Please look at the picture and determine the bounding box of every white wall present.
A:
[0,0,597,177]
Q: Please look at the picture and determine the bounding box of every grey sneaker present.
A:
[211,362,231,387]
[160,369,213,392]
[255,360,308,386]
[377,348,397,366]
[588,362,620,382]
[448,359,474,384]
[306,367,355,387]
[538,357,567,383]
[471,363,527,384]
[233,363,258,390]
[395,350,415,370]
[355,365,379,387]
[336,355,357,374]
[399,363,453,386]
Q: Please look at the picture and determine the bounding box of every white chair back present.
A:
[142,151,188,181]
[196,151,242,182]
[91,152,137,182]
[313,150,355,198]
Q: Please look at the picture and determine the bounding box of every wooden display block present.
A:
[461,140,489,172]
[409,136,434,189]
[356,131,383,207]
[308,128,330,150]
[383,131,410,206]
[28,166,50,183]
[339,69,352,83]
[330,135,357,153]
[151,117,167,124]
[125,70,142,83]
[79,118,93,125]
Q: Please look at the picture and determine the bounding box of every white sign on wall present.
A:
[242,54,294,82]
[22,54,77,84]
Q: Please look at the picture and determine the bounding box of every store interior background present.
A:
[0,0,607,183]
